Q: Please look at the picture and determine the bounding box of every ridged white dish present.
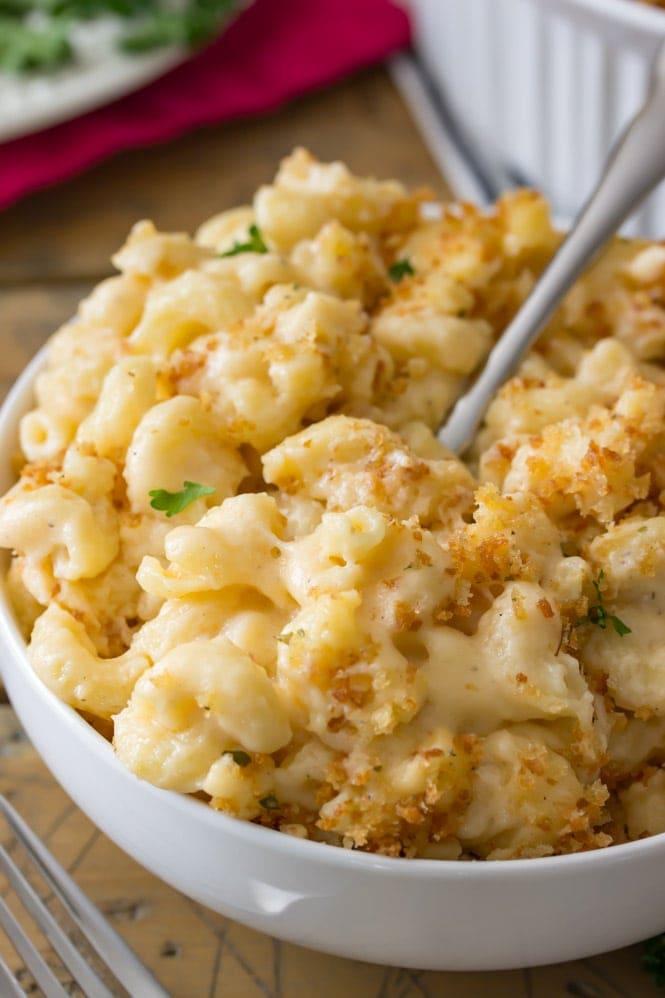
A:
[410,0,665,236]
[2,350,665,970]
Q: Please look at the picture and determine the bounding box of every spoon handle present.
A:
[438,41,665,455]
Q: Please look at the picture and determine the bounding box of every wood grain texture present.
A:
[0,66,660,997]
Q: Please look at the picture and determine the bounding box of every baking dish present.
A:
[409,0,665,235]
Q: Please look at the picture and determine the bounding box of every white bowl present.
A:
[3,352,665,971]
[409,0,665,237]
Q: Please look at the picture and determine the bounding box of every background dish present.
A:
[409,0,665,237]
[2,350,665,972]
[0,19,185,144]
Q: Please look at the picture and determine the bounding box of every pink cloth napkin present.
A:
[0,0,410,211]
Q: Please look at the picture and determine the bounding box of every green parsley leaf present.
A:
[219,224,269,258]
[259,794,279,810]
[49,0,154,18]
[148,480,215,517]
[643,934,665,988]
[0,0,240,76]
[223,749,251,767]
[0,1,34,14]
[576,570,631,637]
[119,12,190,50]
[120,0,238,53]
[0,19,72,73]
[610,615,632,637]
[388,258,414,283]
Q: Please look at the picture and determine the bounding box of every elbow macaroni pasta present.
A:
[2,148,665,858]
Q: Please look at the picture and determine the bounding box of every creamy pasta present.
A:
[2,148,665,859]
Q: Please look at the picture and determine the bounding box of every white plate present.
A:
[0,17,187,144]
[0,2,256,144]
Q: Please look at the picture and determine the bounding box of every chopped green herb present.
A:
[259,795,279,810]
[639,525,649,533]
[296,628,306,638]
[0,2,33,13]
[608,615,632,637]
[643,934,665,988]
[148,480,215,517]
[121,0,238,52]
[0,19,72,73]
[388,258,414,283]
[48,0,154,17]
[0,0,240,75]
[223,749,251,767]
[577,570,631,637]
[219,224,269,258]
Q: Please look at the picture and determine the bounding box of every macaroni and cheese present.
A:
[2,149,665,859]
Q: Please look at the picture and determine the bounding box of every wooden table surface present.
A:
[0,66,661,997]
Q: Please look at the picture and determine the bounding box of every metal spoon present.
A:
[438,39,665,454]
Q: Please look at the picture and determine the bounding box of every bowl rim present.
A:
[3,346,665,880]
[531,0,665,33]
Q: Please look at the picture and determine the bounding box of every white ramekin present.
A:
[410,0,665,236]
[3,351,665,970]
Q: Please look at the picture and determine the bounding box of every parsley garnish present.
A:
[219,224,269,258]
[121,0,238,52]
[577,570,631,637]
[223,749,251,767]
[259,795,279,810]
[0,0,240,75]
[148,480,215,517]
[388,258,414,283]
[643,934,665,987]
[0,19,72,73]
